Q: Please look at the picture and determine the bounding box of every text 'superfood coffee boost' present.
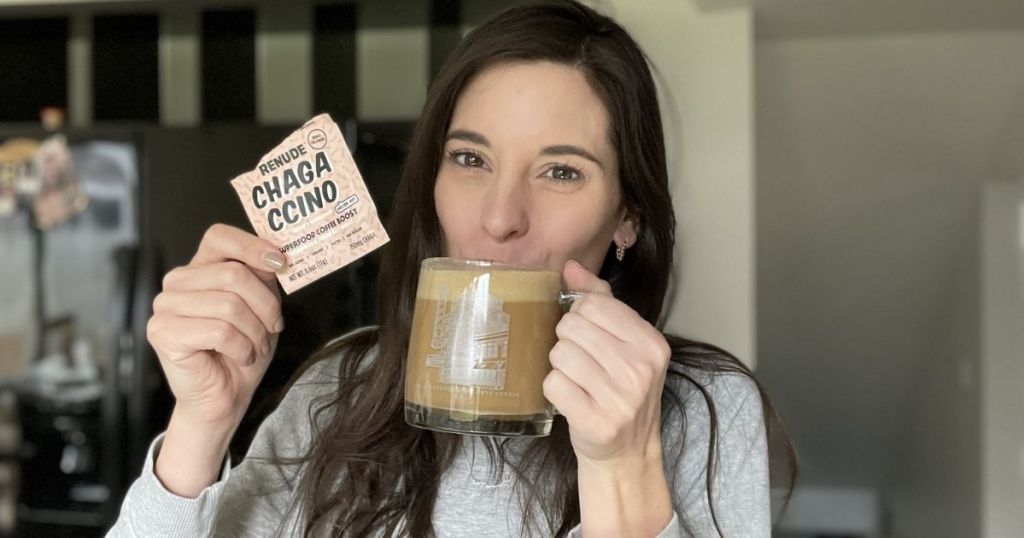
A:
[231,114,390,294]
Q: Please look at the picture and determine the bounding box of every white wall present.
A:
[603,0,757,367]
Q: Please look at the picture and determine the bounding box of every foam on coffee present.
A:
[414,266,561,303]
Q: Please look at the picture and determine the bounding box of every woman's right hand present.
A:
[147,223,286,431]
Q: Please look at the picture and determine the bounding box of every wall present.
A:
[756,28,1024,535]
[885,209,981,537]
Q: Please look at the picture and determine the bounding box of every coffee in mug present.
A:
[404,258,572,436]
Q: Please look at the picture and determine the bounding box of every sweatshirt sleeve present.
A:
[666,371,772,537]
[103,433,231,538]
[565,371,771,538]
[105,357,341,538]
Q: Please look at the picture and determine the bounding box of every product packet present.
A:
[230,114,390,294]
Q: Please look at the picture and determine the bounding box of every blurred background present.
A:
[0,0,1021,536]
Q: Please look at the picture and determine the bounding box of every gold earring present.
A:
[615,242,626,262]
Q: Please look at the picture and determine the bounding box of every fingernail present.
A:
[262,251,286,271]
[273,318,285,333]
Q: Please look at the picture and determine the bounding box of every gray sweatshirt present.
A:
[107,338,770,537]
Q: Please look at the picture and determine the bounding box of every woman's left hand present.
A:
[544,260,672,465]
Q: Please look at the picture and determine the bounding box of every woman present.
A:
[109,1,794,536]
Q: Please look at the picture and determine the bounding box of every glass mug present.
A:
[404,258,578,437]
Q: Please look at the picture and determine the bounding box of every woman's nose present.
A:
[479,178,529,241]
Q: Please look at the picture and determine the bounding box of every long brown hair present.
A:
[289,2,796,536]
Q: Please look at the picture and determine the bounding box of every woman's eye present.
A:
[543,165,583,182]
[449,150,486,169]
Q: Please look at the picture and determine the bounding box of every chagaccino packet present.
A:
[230,114,390,294]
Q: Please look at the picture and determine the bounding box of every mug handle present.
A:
[558,290,583,312]
[552,291,583,416]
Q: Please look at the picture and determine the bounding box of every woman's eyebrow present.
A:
[445,128,604,170]
[445,129,490,146]
[539,145,604,170]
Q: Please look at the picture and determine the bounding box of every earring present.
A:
[615,242,626,262]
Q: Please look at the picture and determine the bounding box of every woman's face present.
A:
[434,61,637,274]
